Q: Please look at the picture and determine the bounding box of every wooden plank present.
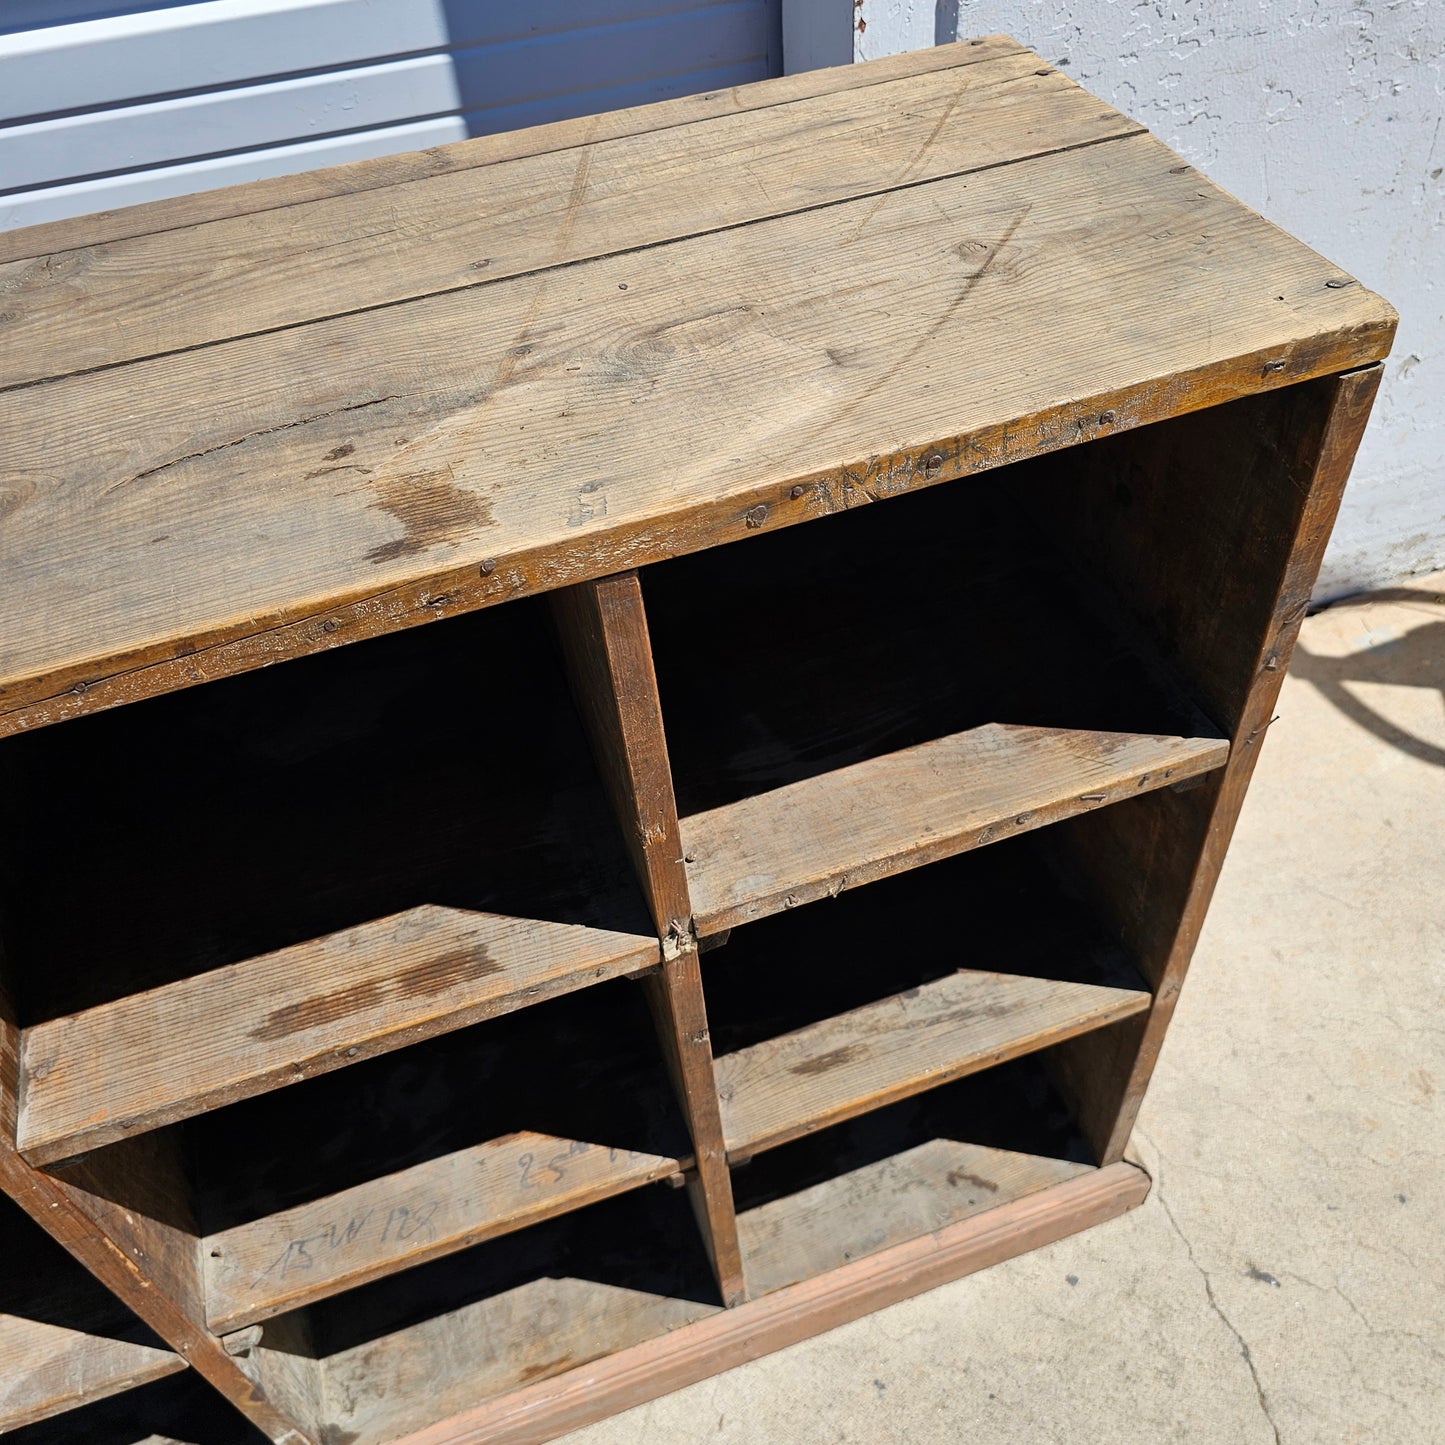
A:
[1032,365,1387,1164]
[547,571,745,1303]
[204,1132,684,1334]
[0,129,1395,739]
[641,955,748,1307]
[0,49,1132,391]
[0,1316,184,1432]
[551,572,692,939]
[0,36,1027,263]
[738,1140,1090,1297]
[715,970,1150,1158]
[384,1163,1148,1445]
[681,724,1228,934]
[18,905,658,1166]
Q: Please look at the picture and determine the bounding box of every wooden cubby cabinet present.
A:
[0,33,1393,1445]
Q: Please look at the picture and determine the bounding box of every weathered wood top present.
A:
[0,35,1395,736]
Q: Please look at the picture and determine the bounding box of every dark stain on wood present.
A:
[396,947,501,998]
[946,1169,1000,1193]
[366,467,496,564]
[325,443,356,461]
[790,1043,867,1076]
[517,1357,575,1383]
[251,979,385,1041]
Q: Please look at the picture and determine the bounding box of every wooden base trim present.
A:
[393,1162,1149,1445]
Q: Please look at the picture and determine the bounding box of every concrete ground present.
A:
[563,571,1445,1445]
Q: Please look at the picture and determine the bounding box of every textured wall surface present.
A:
[852,0,1443,599]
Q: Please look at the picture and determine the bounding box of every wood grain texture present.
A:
[642,954,747,1307]
[18,906,658,1165]
[715,970,1149,1158]
[386,1163,1149,1445]
[738,1140,1090,1298]
[0,50,1137,390]
[0,37,1026,265]
[681,724,1228,934]
[548,572,743,1302]
[204,1132,683,1333]
[0,127,1393,737]
[551,573,691,939]
[0,1317,184,1432]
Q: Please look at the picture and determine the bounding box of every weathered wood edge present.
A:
[0,325,1395,741]
[386,1162,1149,1445]
[0,37,1026,265]
[1093,361,1388,1164]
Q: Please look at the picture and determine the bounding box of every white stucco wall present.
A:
[846,0,1443,599]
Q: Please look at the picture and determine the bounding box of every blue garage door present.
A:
[0,0,783,231]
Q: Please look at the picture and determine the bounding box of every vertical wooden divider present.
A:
[0,959,315,1442]
[1034,365,1384,1165]
[551,572,748,1307]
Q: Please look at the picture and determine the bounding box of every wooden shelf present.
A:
[0,1198,184,1432]
[738,1139,1091,1297]
[244,1184,724,1445]
[18,907,658,1167]
[0,1317,183,1433]
[204,1130,685,1333]
[683,724,1226,934]
[715,970,1148,1159]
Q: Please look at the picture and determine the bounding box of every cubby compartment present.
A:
[37,979,687,1341]
[240,1182,721,1445]
[0,1195,184,1431]
[729,1055,1095,1298]
[0,600,661,1167]
[641,464,1229,935]
[701,836,1151,1160]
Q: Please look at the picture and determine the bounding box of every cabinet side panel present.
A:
[1025,366,1383,1161]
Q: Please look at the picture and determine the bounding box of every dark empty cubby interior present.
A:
[642,455,1217,818]
[701,834,1146,1057]
[731,1054,1094,1215]
[0,597,646,1024]
[180,977,686,1236]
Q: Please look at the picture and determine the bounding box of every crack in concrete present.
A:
[1137,1130,1283,1444]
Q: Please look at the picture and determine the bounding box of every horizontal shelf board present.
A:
[0,1315,184,1432]
[682,724,1228,933]
[715,969,1150,1158]
[738,1139,1090,1298]
[204,1131,685,1333]
[18,905,658,1166]
[381,1162,1149,1445]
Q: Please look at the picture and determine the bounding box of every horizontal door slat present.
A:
[682,724,1228,934]
[18,905,658,1166]
[715,969,1150,1158]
